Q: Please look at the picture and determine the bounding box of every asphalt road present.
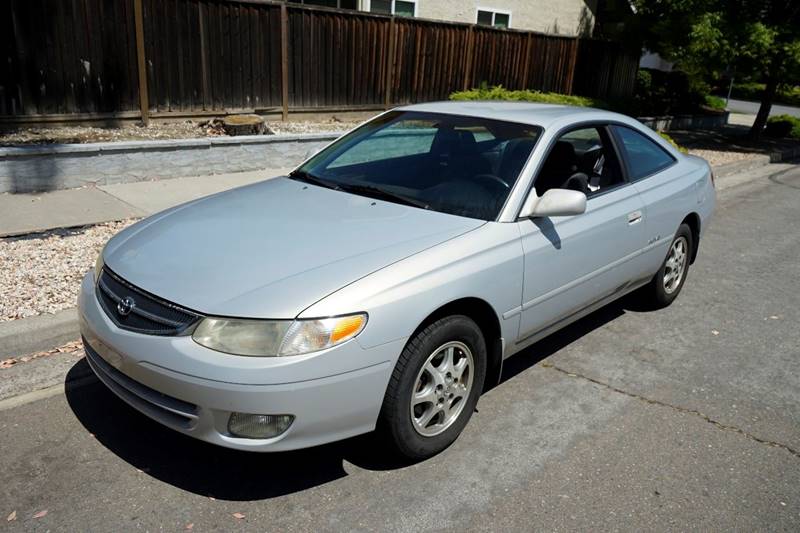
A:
[726,98,800,118]
[2,166,800,532]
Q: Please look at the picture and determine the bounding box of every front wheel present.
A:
[378,315,487,460]
[641,223,693,308]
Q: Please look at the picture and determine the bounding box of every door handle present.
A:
[627,210,643,224]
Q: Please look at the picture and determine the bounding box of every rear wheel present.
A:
[378,316,486,460]
[642,223,693,308]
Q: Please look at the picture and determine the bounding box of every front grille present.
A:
[96,268,200,336]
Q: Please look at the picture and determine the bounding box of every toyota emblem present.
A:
[117,296,136,317]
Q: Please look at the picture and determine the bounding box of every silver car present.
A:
[79,102,715,459]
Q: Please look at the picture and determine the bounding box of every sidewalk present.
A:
[0,168,292,238]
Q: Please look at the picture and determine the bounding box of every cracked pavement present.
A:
[1,165,799,531]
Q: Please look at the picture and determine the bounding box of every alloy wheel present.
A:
[663,236,688,294]
[410,341,474,437]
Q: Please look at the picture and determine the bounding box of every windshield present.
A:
[293,111,542,220]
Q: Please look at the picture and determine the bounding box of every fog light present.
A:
[228,413,294,439]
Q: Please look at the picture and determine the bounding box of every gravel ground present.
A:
[0,120,360,146]
[686,148,760,166]
[0,220,135,322]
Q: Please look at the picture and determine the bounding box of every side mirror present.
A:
[520,188,587,218]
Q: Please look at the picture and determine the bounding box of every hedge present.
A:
[726,82,800,107]
[448,86,691,152]
[449,86,607,109]
[765,115,800,139]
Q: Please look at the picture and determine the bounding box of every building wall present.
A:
[414,0,597,35]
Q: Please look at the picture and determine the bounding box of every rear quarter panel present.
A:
[633,156,712,273]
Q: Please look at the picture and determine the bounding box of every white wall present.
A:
[360,0,597,36]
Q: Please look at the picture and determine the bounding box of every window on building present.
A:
[289,0,358,9]
[477,8,511,29]
[368,0,417,17]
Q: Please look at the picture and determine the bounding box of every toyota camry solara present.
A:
[79,102,715,459]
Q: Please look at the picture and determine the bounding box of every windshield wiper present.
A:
[338,183,429,210]
[288,170,340,191]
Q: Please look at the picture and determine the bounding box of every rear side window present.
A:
[613,126,676,180]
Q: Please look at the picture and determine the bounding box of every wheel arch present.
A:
[410,297,503,392]
[681,212,701,264]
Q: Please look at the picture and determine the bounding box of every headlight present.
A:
[94,248,105,279]
[191,313,367,357]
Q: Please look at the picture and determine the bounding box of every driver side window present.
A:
[534,126,624,197]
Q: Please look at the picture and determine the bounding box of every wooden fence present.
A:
[0,0,639,124]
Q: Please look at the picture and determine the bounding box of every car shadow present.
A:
[493,296,632,387]
[65,293,642,501]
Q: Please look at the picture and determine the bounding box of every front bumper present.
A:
[78,272,402,452]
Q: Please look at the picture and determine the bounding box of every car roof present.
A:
[395,100,628,129]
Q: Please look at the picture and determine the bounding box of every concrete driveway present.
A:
[1,165,799,531]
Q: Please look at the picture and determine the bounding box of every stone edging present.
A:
[638,112,729,132]
[0,132,342,194]
[0,132,341,158]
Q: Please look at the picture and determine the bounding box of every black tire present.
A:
[642,223,693,308]
[378,315,487,460]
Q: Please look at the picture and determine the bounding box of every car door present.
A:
[610,125,693,275]
[514,125,649,347]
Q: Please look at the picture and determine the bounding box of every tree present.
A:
[629,0,800,138]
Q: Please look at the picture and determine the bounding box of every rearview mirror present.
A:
[520,188,587,218]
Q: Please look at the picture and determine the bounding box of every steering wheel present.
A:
[472,174,510,192]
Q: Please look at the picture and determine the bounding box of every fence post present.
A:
[520,33,533,90]
[566,37,580,95]
[198,3,210,111]
[280,3,289,121]
[133,0,150,125]
[384,17,396,109]
[462,25,475,91]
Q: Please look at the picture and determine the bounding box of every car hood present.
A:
[104,177,484,318]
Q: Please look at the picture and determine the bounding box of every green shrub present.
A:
[450,86,607,109]
[632,69,707,116]
[636,70,653,94]
[658,132,688,153]
[728,82,800,107]
[704,95,727,111]
[727,81,765,102]
[765,115,800,139]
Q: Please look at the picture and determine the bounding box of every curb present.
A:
[713,155,772,178]
[0,308,79,359]
[711,146,800,179]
